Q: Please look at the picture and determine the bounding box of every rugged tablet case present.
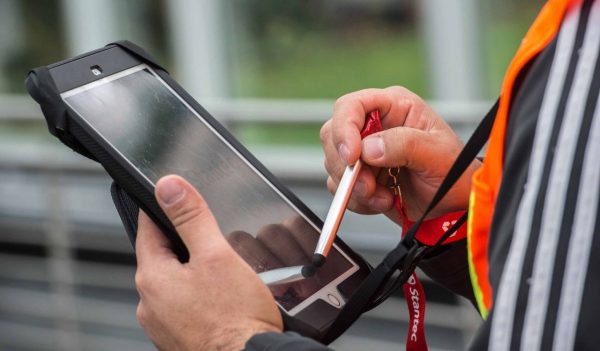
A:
[25,40,371,342]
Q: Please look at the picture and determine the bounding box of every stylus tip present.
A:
[312,254,326,268]
[302,265,317,278]
[301,264,316,278]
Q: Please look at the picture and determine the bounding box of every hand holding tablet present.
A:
[27,41,371,340]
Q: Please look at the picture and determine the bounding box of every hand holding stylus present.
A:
[321,87,476,223]
[310,110,383,268]
[255,111,382,286]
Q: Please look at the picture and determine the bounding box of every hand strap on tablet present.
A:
[322,99,499,344]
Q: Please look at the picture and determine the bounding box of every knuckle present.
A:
[323,159,334,176]
[170,202,206,229]
[386,85,408,95]
[319,121,331,144]
[326,177,337,194]
[334,95,349,109]
[394,129,416,162]
[136,303,147,325]
[387,86,422,104]
[401,92,423,107]
[134,270,156,295]
[326,177,336,192]
[134,271,145,290]
[398,94,416,107]
[323,158,342,178]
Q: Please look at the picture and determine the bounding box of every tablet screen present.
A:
[61,65,358,314]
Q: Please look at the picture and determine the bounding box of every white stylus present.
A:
[259,160,362,286]
[259,265,305,286]
[311,160,362,267]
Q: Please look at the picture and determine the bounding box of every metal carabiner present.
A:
[387,167,403,209]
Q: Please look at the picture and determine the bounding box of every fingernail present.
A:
[363,136,384,159]
[156,178,186,205]
[368,195,392,211]
[338,143,351,164]
[355,180,367,196]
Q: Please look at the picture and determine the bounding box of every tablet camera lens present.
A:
[90,65,103,76]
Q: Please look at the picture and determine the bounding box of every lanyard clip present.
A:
[387,167,404,209]
[398,239,427,283]
[387,167,401,194]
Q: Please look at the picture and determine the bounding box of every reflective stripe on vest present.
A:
[467,0,573,318]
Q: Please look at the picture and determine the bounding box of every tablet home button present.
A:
[327,293,341,307]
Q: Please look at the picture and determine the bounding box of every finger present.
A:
[322,120,347,182]
[354,166,378,199]
[226,230,284,272]
[256,224,308,266]
[155,175,227,257]
[323,153,347,184]
[326,172,392,213]
[331,88,397,165]
[326,176,337,194]
[325,163,377,199]
[327,178,384,215]
[361,127,439,171]
[135,210,178,267]
[378,86,422,130]
[365,184,395,212]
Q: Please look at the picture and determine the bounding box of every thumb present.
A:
[361,127,436,171]
[155,175,227,257]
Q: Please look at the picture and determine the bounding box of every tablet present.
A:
[26,42,370,340]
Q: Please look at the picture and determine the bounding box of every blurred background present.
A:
[0,0,541,350]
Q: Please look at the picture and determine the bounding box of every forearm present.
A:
[245,332,332,351]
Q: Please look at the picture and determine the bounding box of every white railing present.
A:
[0,93,492,124]
[0,95,487,351]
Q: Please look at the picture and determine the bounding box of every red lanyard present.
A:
[403,272,428,351]
[393,189,467,351]
[360,110,468,351]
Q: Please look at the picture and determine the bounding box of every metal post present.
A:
[166,0,228,99]
[61,0,120,55]
[0,0,23,91]
[46,173,81,351]
[419,0,483,100]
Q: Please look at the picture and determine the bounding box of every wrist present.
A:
[209,321,282,351]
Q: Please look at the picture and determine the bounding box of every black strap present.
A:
[322,99,500,344]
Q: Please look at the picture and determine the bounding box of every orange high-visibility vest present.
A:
[467,0,574,318]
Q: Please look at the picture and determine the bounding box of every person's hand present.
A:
[321,86,480,223]
[135,175,283,351]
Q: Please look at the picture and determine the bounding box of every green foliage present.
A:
[481,1,541,96]
[235,122,322,146]
[229,0,426,99]
[233,29,428,99]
